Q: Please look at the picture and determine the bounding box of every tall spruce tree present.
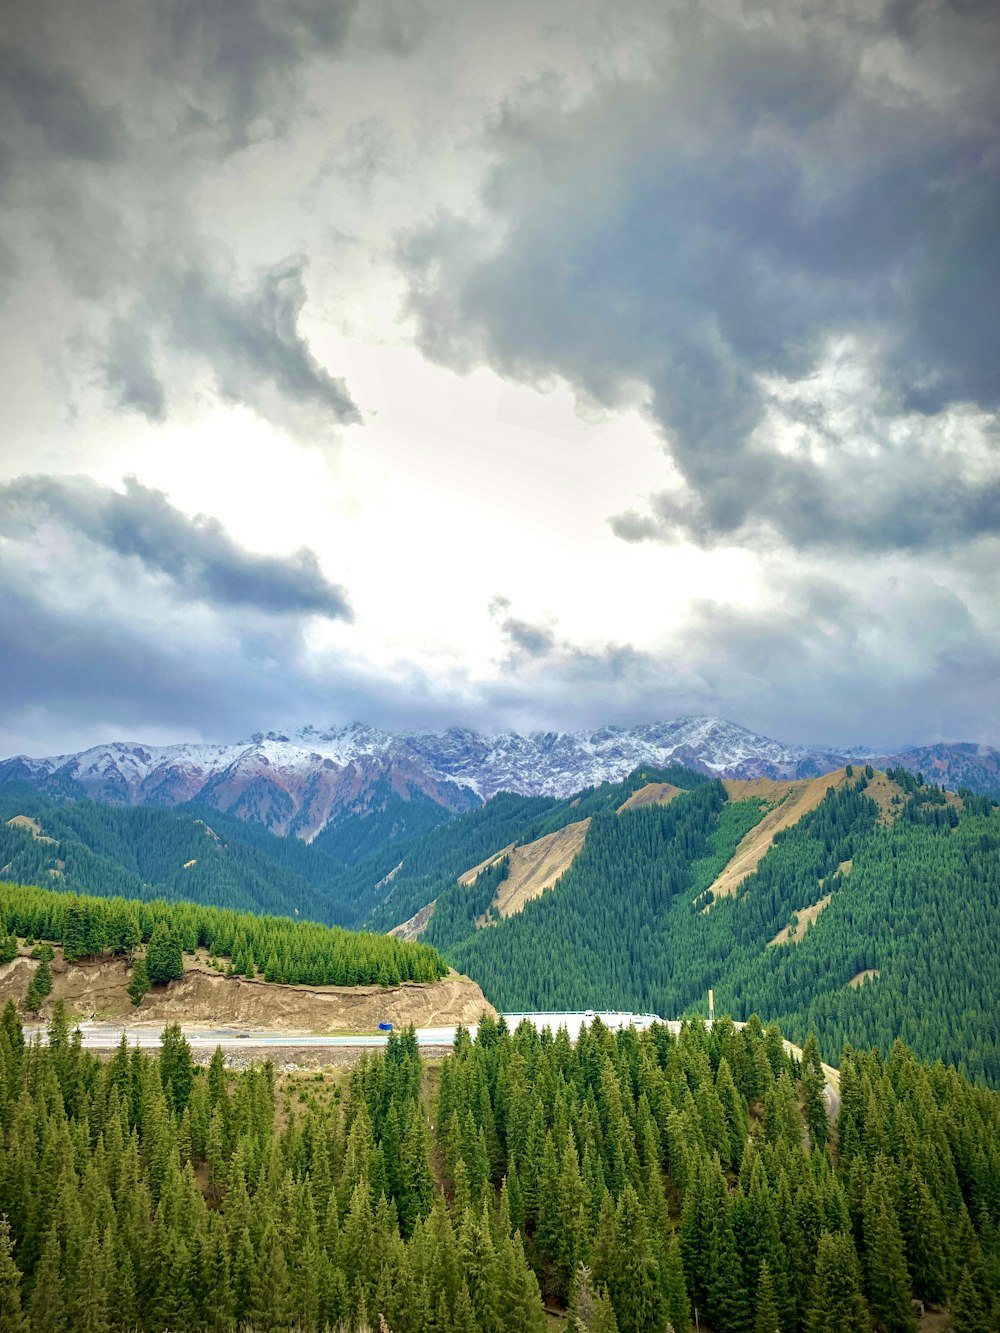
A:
[0,1217,28,1333]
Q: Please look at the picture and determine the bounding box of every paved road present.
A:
[21,1011,839,1115]
[22,1011,661,1051]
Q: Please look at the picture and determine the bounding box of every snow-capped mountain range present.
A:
[2,718,997,841]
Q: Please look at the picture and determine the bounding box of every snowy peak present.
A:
[2,717,997,839]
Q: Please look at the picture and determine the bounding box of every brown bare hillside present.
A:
[616,782,683,812]
[487,819,591,919]
[710,768,906,904]
[455,783,683,926]
[458,844,515,887]
[711,776,834,901]
[857,768,908,821]
[849,968,880,988]
[0,951,494,1031]
[6,815,57,843]
[768,894,832,947]
[389,900,437,942]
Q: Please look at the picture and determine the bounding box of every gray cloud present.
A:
[0,1,373,438]
[488,595,557,659]
[2,0,360,156]
[103,317,166,420]
[481,571,1000,749]
[0,546,452,757]
[0,46,124,162]
[401,0,1000,552]
[0,576,347,755]
[0,474,353,620]
[104,255,360,428]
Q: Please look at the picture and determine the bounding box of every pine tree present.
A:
[950,1264,990,1333]
[0,1217,28,1333]
[662,1232,691,1333]
[570,1264,620,1333]
[145,922,183,986]
[800,1035,829,1150]
[72,1222,110,1333]
[863,1162,917,1333]
[159,1023,195,1115]
[753,1261,780,1333]
[251,1220,291,1331]
[126,957,150,1007]
[28,1224,63,1333]
[805,1232,866,1333]
[24,957,53,1013]
[61,899,91,963]
[605,1184,663,1333]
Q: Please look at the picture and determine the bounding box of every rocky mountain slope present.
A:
[2,717,998,840]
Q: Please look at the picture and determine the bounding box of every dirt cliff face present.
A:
[0,952,495,1032]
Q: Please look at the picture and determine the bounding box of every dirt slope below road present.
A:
[0,952,494,1032]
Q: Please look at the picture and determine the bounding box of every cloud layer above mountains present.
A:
[404,0,1000,553]
[0,0,997,756]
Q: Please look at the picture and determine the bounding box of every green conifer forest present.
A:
[1,1007,998,1331]
[0,881,447,988]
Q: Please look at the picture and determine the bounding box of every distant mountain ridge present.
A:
[2,716,998,839]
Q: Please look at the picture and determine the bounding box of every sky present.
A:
[0,0,998,757]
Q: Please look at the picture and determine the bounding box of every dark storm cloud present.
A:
[402,0,1000,552]
[0,474,353,620]
[0,46,124,162]
[103,256,361,427]
[0,555,460,755]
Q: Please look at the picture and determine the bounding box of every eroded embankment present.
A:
[0,951,494,1032]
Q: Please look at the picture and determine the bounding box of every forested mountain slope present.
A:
[1,1006,997,1331]
[363,764,710,935]
[394,768,1000,1085]
[0,791,356,923]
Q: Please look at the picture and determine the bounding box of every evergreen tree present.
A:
[126,956,150,1007]
[23,957,52,1013]
[251,1220,291,1332]
[145,922,183,987]
[0,1217,28,1333]
[806,1232,866,1333]
[950,1265,990,1333]
[159,1023,195,1115]
[753,1261,780,1333]
[863,1162,917,1333]
[61,898,91,963]
[28,1225,63,1333]
[800,1035,829,1150]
